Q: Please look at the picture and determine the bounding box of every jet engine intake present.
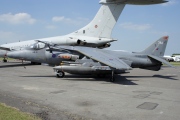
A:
[77,39,87,45]
[98,43,111,49]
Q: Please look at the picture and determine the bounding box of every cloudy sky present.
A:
[0,0,179,55]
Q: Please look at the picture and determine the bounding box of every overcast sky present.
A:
[0,0,179,55]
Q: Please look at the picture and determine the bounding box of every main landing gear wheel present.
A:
[31,62,41,65]
[110,77,115,82]
[56,71,65,78]
[3,59,7,62]
[110,70,115,82]
[97,74,106,78]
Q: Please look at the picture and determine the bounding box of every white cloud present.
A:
[0,13,36,25]
[151,30,169,36]
[52,16,89,25]
[52,16,74,23]
[46,25,57,29]
[52,16,65,22]
[119,22,152,31]
[161,0,178,6]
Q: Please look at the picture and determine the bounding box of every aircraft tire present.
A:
[3,59,7,62]
[97,74,106,78]
[110,77,115,82]
[31,62,41,65]
[56,71,65,78]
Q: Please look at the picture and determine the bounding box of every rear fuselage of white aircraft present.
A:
[0,35,115,57]
[1,35,115,50]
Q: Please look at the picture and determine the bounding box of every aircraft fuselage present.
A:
[7,47,162,72]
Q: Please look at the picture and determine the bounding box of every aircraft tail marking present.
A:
[140,36,169,57]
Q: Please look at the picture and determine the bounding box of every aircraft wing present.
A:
[0,46,11,51]
[100,0,168,4]
[73,47,132,70]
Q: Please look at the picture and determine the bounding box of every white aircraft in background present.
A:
[0,0,168,63]
[164,55,180,62]
[163,55,174,62]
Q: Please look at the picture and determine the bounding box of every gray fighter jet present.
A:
[52,36,172,81]
[7,36,172,81]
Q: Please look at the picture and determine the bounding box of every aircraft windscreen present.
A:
[30,42,46,50]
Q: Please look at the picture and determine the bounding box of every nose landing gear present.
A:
[56,70,65,78]
[3,58,7,62]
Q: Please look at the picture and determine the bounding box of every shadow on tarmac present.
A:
[0,63,39,68]
[125,75,178,80]
[153,74,178,80]
[21,74,138,85]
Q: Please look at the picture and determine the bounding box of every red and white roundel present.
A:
[95,25,98,28]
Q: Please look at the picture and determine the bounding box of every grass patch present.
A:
[0,57,16,61]
[163,62,180,66]
[170,62,180,66]
[0,103,41,120]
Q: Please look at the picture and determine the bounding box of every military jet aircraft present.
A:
[7,36,172,81]
[52,36,172,82]
[0,0,168,63]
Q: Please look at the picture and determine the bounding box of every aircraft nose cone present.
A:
[0,50,6,57]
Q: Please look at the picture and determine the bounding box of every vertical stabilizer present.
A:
[70,3,125,38]
[140,36,169,56]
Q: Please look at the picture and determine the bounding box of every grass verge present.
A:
[0,57,15,60]
[0,103,41,120]
[170,62,180,66]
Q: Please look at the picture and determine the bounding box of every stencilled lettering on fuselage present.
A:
[158,41,164,45]
[134,55,147,58]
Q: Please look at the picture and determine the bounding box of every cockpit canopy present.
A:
[30,42,46,50]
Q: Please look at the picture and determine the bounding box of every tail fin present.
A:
[140,36,169,56]
[70,3,125,38]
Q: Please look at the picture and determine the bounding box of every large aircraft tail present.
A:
[70,2,125,38]
[69,0,168,38]
[140,36,169,57]
[140,36,173,68]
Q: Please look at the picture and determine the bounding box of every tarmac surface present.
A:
[0,61,180,120]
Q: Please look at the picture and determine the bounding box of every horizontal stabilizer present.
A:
[148,55,173,67]
[0,46,11,51]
